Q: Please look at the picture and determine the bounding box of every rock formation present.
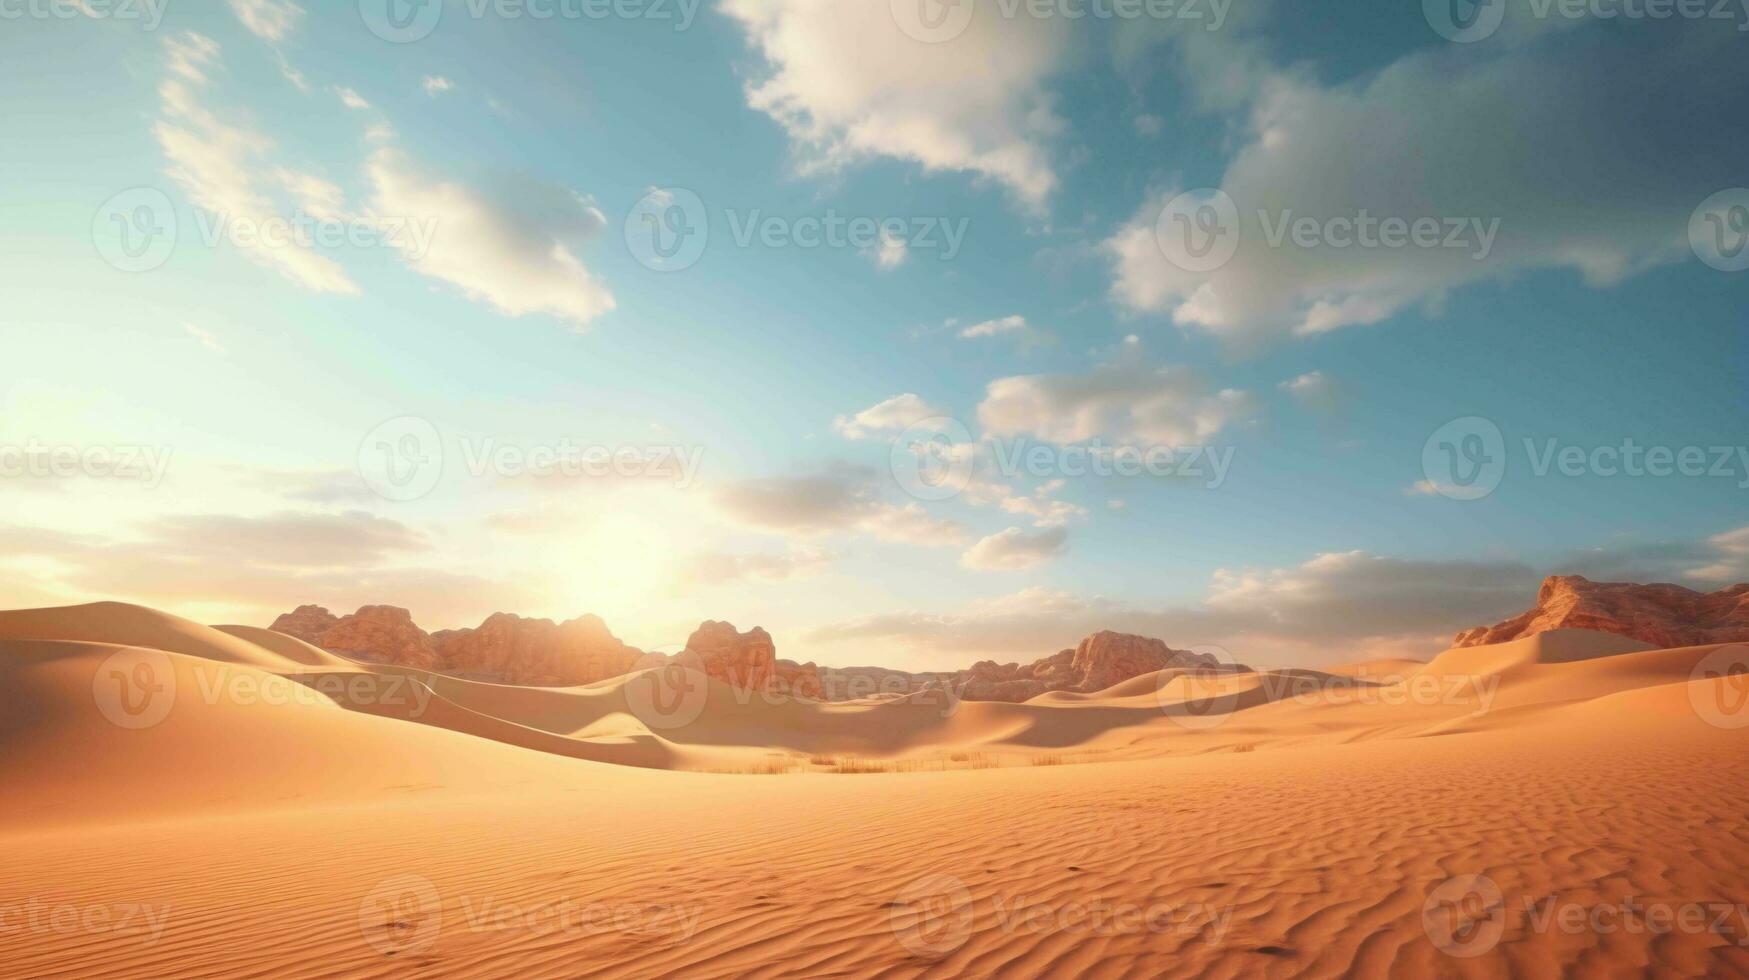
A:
[268,604,339,645]
[1454,575,1749,649]
[430,613,644,686]
[954,632,1232,702]
[775,659,825,699]
[267,606,1228,703]
[266,606,821,695]
[317,605,438,671]
[676,620,776,689]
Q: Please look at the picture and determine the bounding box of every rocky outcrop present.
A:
[268,604,339,646]
[926,632,1239,703]
[774,658,824,699]
[677,621,778,689]
[267,604,1230,703]
[1454,575,1749,649]
[1073,630,1219,690]
[431,613,644,686]
[317,605,438,671]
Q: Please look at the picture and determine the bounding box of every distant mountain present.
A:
[1454,575,1749,649]
[268,607,1244,701]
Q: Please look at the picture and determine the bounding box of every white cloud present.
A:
[832,393,948,440]
[154,34,359,295]
[1107,19,1749,344]
[275,51,309,92]
[685,546,833,584]
[1685,526,1749,583]
[226,0,303,42]
[1279,370,1345,416]
[860,502,968,546]
[713,465,967,546]
[869,232,907,269]
[963,476,1086,528]
[958,314,1051,350]
[978,354,1257,446]
[958,314,1026,339]
[364,143,617,328]
[720,0,1068,209]
[422,76,454,97]
[335,87,371,110]
[961,525,1068,571]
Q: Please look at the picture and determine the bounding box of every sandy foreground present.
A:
[1,603,1747,978]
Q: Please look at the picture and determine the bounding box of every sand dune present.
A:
[2,601,1746,978]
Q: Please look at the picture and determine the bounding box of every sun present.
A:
[549,511,678,617]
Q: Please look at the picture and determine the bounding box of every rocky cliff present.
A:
[1453,575,1749,649]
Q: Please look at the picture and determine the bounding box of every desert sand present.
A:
[2,602,1747,978]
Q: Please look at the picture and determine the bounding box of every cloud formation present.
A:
[365,144,617,328]
[960,525,1068,571]
[720,0,1068,208]
[978,352,1257,447]
[155,34,358,295]
[225,0,303,41]
[712,464,969,547]
[1108,19,1749,343]
[832,393,947,440]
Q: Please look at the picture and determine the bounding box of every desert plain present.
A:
[1,590,1747,979]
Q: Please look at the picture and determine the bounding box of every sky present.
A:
[1,0,1746,671]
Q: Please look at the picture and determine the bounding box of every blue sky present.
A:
[1,0,1746,669]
